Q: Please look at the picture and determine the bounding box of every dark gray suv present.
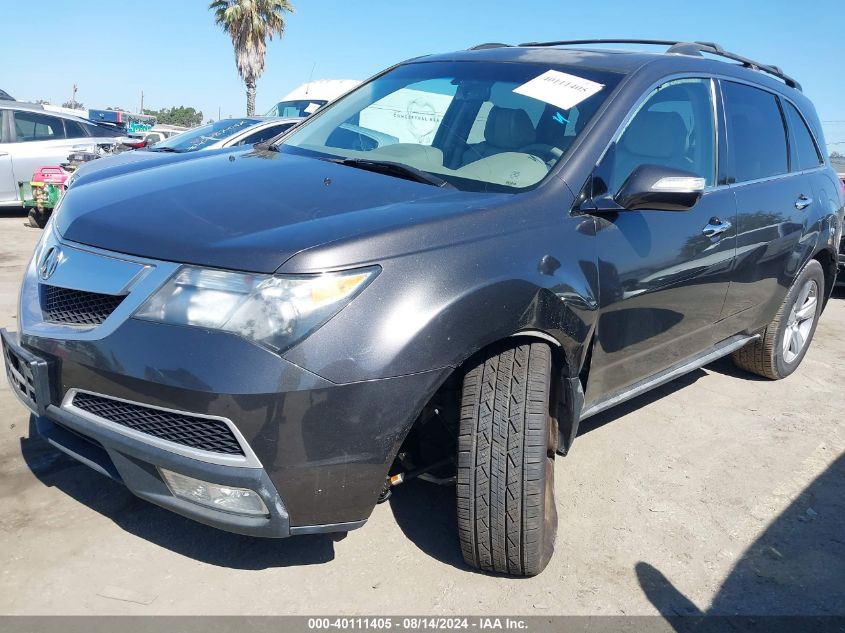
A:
[3,40,843,576]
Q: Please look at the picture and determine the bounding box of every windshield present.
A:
[152,118,261,152]
[280,61,622,192]
[266,100,328,118]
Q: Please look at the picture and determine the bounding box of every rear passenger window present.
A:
[784,102,822,171]
[600,78,716,194]
[722,81,788,183]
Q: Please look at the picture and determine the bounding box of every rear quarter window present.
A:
[784,101,822,171]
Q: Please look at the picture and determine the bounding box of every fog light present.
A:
[158,468,269,517]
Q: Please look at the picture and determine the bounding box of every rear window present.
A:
[722,81,788,183]
[234,122,296,146]
[153,118,261,152]
[784,101,822,171]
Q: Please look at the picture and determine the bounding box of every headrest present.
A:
[621,111,687,159]
[484,106,536,149]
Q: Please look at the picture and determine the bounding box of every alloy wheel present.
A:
[782,279,819,364]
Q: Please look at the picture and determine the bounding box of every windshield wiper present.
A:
[330,158,455,189]
[147,146,183,153]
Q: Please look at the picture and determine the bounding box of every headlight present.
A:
[135,265,378,352]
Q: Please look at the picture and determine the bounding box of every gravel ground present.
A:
[0,211,842,616]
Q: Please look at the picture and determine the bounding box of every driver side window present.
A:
[597,78,716,196]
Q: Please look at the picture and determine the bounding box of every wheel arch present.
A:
[812,246,838,307]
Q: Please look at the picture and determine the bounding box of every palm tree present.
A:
[210,0,294,115]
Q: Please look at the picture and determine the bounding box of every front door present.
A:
[585,77,736,406]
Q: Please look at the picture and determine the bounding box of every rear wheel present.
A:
[732,259,825,379]
[456,342,557,576]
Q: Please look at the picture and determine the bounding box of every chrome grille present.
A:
[70,392,245,456]
[40,285,125,326]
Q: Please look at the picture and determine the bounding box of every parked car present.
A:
[146,116,302,152]
[265,79,360,117]
[3,40,843,577]
[0,101,126,208]
[126,126,185,147]
[70,117,395,179]
[64,117,305,179]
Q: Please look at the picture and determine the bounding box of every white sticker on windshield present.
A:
[513,70,604,110]
[304,102,321,114]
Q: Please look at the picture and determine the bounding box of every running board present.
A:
[579,333,760,421]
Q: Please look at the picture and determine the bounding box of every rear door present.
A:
[718,81,811,325]
[586,77,737,404]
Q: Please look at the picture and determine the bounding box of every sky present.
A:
[2,0,844,148]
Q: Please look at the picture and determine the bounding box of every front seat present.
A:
[463,106,536,165]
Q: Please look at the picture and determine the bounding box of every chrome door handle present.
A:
[795,194,813,210]
[702,218,732,239]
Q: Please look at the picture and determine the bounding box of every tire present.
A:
[731,259,825,380]
[456,342,557,576]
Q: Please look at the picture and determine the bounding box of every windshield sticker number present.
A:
[513,70,604,110]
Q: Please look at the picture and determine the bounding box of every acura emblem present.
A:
[38,246,61,281]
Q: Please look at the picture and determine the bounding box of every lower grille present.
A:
[70,392,245,456]
[40,285,125,326]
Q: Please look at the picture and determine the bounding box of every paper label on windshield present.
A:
[513,70,604,110]
[304,102,321,114]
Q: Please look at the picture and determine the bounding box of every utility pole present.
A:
[218,106,221,121]
[70,83,77,108]
[140,90,144,114]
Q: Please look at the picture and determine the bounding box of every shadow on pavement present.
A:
[388,478,469,572]
[391,369,711,571]
[636,452,845,622]
[20,416,335,570]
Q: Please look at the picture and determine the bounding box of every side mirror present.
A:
[615,164,705,212]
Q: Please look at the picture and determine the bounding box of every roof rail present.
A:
[515,39,801,91]
[468,42,511,50]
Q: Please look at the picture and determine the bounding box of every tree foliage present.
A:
[209,0,293,115]
[62,100,84,109]
[143,106,204,127]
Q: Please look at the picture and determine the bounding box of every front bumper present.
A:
[7,228,451,537]
[4,325,448,536]
[3,327,290,536]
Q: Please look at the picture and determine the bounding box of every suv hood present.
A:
[56,148,494,273]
